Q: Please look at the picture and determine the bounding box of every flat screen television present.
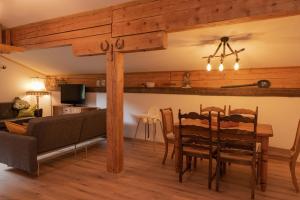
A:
[61,84,86,105]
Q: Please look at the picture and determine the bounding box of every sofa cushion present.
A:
[17,104,37,118]
[0,102,18,120]
[5,121,28,135]
[79,109,106,142]
[27,114,84,154]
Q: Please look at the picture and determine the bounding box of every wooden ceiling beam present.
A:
[112,0,300,35]
[72,34,111,56]
[10,7,112,41]
[5,0,300,50]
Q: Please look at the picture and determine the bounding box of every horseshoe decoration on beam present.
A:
[100,40,110,52]
[115,38,125,50]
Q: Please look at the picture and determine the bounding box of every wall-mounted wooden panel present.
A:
[46,67,300,91]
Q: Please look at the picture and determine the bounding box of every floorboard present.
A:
[0,139,299,200]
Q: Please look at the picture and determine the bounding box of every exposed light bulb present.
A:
[206,63,212,71]
[234,62,239,70]
[219,63,224,72]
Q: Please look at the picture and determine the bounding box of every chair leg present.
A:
[186,156,192,171]
[85,146,88,159]
[171,144,175,159]
[222,162,227,175]
[216,158,221,192]
[193,157,197,169]
[179,155,183,183]
[289,160,299,193]
[162,142,169,164]
[208,157,212,190]
[153,122,157,151]
[251,162,256,199]
[134,119,142,140]
[144,123,147,141]
[256,154,261,185]
[178,151,184,183]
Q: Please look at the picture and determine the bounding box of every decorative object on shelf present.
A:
[26,77,50,109]
[145,82,155,88]
[221,80,271,88]
[56,78,67,86]
[100,79,106,87]
[203,36,245,72]
[182,72,192,88]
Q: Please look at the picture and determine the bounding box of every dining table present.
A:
[173,119,273,192]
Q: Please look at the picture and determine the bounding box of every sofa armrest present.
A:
[0,131,38,174]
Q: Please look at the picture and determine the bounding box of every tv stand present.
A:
[52,105,97,116]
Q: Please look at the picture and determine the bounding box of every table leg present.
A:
[260,137,269,192]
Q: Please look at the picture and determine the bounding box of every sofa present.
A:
[0,109,106,174]
[0,102,35,130]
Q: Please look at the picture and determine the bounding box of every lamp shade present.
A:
[30,77,46,91]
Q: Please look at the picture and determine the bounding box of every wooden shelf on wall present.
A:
[85,87,300,97]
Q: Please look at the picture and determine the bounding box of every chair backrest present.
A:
[160,108,174,140]
[229,106,258,117]
[200,105,226,116]
[291,119,300,160]
[178,110,212,152]
[217,112,258,155]
[148,106,160,119]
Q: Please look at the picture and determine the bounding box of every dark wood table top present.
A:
[174,119,273,137]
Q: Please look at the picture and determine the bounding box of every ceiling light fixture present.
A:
[203,36,245,72]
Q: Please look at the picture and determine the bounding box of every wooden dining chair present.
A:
[269,119,300,192]
[160,108,176,164]
[178,110,216,189]
[216,112,259,199]
[194,105,226,168]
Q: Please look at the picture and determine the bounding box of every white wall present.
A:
[51,91,300,150]
[0,57,51,116]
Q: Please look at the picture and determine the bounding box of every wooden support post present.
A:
[106,50,124,173]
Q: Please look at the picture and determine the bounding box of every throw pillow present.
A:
[17,104,37,118]
[13,97,30,110]
[4,121,28,135]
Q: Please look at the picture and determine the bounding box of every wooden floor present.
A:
[0,139,299,200]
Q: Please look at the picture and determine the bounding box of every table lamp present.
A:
[26,77,49,116]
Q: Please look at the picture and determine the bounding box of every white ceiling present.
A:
[1,1,300,75]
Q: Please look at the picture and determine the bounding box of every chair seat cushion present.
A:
[219,151,255,165]
[183,146,217,157]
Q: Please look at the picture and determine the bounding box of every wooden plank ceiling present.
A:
[2,0,300,55]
